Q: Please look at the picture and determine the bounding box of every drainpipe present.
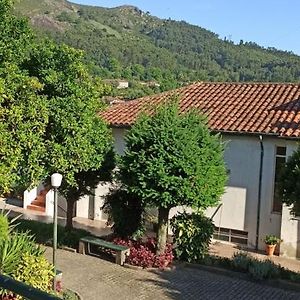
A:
[255,135,264,251]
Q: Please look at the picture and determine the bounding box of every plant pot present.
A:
[265,244,276,256]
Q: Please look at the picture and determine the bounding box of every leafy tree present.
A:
[278,147,300,215]
[0,0,47,194]
[0,1,115,229]
[23,41,115,229]
[119,100,227,254]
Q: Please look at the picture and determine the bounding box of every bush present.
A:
[113,237,174,269]
[248,259,280,280]
[171,212,214,262]
[0,214,9,242]
[13,253,54,295]
[0,232,44,276]
[102,188,145,239]
[232,252,253,272]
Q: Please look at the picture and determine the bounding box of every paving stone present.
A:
[45,248,300,300]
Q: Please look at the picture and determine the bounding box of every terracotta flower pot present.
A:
[265,244,276,256]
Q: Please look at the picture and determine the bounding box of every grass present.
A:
[12,219,92,250]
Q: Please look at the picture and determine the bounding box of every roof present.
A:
[100,82,300,138]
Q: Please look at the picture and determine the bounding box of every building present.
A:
[99,82,300,259]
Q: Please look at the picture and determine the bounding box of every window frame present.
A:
[271,145,287,214]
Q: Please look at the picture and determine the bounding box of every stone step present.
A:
[31,200,45,207]
[27,204,45,212]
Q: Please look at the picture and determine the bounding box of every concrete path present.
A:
[45,248,300,300]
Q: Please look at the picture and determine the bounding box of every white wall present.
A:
[104,128,300,258]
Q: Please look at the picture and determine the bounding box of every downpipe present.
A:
[255,135,264,251]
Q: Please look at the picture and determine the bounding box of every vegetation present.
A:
[278,147,300,216]
[119,100,227,254]
[0,0,115,229]
[171,212,214,262]
[102,188,145,239]
[13,218,91,249]
[14,0,300,101]
[200,252,300,282]
[13,253,54,294]
[0,214,54,299]
[264,235,281,245]
[113,237,173,269]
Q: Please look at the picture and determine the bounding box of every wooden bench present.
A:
[79,236,130,265]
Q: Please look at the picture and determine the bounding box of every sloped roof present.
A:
[100,82,300,138]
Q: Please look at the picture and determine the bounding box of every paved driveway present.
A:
[46,249,300,300]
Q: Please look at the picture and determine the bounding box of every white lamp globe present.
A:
[51,173,63,188]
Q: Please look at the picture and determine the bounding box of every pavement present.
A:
[45,248,300,300]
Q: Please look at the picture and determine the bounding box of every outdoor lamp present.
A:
[51,173,63,188]
[51,172,62,291]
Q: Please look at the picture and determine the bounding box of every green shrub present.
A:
[171,211,214,262]
[0,232,44,276]
[232,252,253,272]
[102,188,145,239]
[13,253,54,297]
[0,214,9,242]
[248,259,280,280]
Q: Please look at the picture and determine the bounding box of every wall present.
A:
[99,128,300,258]
[279,143,300,258]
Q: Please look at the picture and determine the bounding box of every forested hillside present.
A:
[14,0,300,98]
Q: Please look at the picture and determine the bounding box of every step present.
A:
[35,194,46,202]
[31,200,45,207]
[27,204,45,212]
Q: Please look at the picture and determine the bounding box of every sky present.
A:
[71,0,300,55]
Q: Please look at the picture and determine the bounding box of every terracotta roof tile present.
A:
[100,82,300,138]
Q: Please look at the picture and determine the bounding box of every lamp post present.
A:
[51,173,62,292]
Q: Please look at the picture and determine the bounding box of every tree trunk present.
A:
[66,200,75,230]
[156,207,170,255]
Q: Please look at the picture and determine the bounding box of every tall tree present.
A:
[0,0,115,229]
[23,41,115,229]
[0,0,47,194]
[119,100,227,254]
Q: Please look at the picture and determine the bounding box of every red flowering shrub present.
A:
[114,237,173,269]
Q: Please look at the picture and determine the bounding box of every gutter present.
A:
[255,135,264,251]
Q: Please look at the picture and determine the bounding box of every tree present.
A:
[278,147,300,215]
[23,41,115,229]
[0,0,115,229]
[119,100,227,254]
[0,0,47,194]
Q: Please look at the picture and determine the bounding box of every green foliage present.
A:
[120,100,227,210]
[102,188,145,239]
[248,259,280,280]
[0,1,115,229]
[0,214,9,242]
[232,252,253,272]
[264,234,281,245]
[278,147,300,216]
[0,0,33,65]
[14,218,91,249]
[0,231,44,276]
[171,212,214,262]
[201,252,297,282]
[120,100,226,253]
[14,0,300,98]
[13,253,54,296]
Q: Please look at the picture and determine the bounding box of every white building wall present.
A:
[100,128,300,258]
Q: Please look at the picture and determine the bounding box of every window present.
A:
[272,146,286,213]
[213,227,248,245]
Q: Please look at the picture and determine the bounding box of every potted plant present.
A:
[264,234,281,256]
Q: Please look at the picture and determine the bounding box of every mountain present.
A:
[14,0,300,96]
